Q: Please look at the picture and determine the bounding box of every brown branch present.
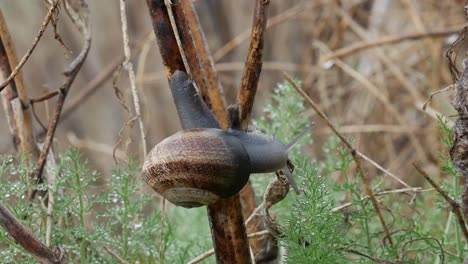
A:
[237,0,270,129]
[180,0,274,260]
[413,162,468,242]
[0,201,65,263]
[232,1,281,261]
[320,24,467,63]
[234,0,274,261]
[180,0,228,126]
[26,0,91,203]
[284,72,394,246]
[145,1,251,263]
[30,90,60,104]
[0,0,61,92]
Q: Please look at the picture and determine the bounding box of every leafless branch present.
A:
[26,0,92,202]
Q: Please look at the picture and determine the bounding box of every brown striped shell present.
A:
[143,129,251,208]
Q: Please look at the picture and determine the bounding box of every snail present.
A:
[143,71,311,208]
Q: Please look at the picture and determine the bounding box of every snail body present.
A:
[143,128,294,208]
[143,71,309,208]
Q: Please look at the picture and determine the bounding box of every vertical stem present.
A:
[0,10,39,162]
[145,1,251,263]
[237,0,270,129]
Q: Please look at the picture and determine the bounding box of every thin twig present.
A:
[66,132,126,160]
[0,201,65,263]
[422,84,455,111]
[30,90,60,103]
[284,72,394,246]
[247,230,270,238]
[103,245,130,264]
[245,201,264,225]
[0,0,61,92]
[357,151,411,188]
[332,187,431,212]
[119,0,147,157]
[320,24,466,63]
[26,0,91,203]
[413,162,468,242]
[187,249,215,264]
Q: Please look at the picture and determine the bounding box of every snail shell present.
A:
[143,128,250,208]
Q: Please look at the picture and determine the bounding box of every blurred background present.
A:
[0,0,466,187]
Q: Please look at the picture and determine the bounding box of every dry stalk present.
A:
[237,0,270,129]
[283,72,394,246]
[119,0,147,157]
[187,249,215,264]
[0,10,39,164]
[145,1,251,262]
